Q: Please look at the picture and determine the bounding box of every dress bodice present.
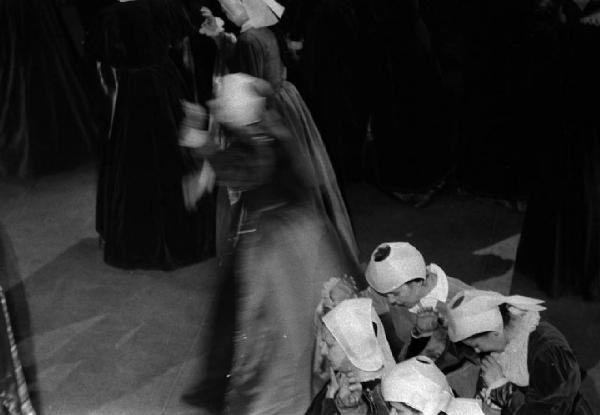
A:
[233,27,286,91]
[87,0,191,68]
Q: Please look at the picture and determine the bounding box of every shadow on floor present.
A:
[19,237,217,414]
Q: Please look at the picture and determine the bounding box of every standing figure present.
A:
[281,0,368,186]
[185,73,355,414]
[87,0,215,270]
[202,0,360,264]
[0,0,97,178]
[516,0,600,301]
[361,0,450,205]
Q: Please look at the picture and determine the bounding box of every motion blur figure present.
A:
[182,74,354,414]
[200,0,360,265]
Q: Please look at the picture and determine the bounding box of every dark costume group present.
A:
[0,0,598,413]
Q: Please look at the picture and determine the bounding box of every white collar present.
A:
[240,20,254,32]
[408,264,449,313]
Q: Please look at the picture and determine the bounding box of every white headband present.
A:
[322,298,384,374]
[365,242,426,294]
[447,289,546,342]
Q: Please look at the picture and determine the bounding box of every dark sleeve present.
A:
[405,336,430,359]
[491,343,583,414]
[152,0,195,43]
[280,0,321,41]
[379,313,405,360]
[305,384,339,415]
[233,33,264,78]
[202,134,277,189]
[85,5,125,65]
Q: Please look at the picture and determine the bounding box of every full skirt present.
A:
[96,63,214,270]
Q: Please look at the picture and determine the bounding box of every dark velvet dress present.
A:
[88,0,214,270]
[359,0,451,195]
[453,0,535,200]
[229,26,360,268]
[516,0,600,300]
[282,0,368,185]
[484,322,592,414]
[0,0,97,178]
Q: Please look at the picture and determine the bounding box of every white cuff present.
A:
[487,377,509,392]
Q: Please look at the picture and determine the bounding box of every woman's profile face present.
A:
[321,327,353,373]
[386,279,423,309]
[462,331,507,354]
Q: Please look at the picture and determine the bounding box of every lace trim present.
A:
[479,310,540,408]
[492,309,540,387]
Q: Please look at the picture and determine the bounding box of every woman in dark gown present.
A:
[0,0,97,178]
[453,0,534,202]
[516,0,600,301]
[361,0,451,203]
[284,0,451,204]
[187,73,355,414]
[281,0,367,186]
[204,0,360,265]
[88,0,214,270]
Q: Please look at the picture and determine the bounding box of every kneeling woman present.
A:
[446,289,593,414]
[307,297,395,414]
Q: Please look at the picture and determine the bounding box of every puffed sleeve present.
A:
[233,32,265,79]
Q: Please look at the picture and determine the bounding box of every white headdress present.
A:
[242,0,284,29]
[446,289,546,342]
[382,356,452,415]
[365,242,426,294]
[322,298,392,381]
[210,73,269,127]
[382,356,484,415]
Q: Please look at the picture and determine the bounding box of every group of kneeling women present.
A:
[306,242,593,415]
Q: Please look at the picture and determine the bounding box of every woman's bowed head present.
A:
[366,242,427,308]
[321,298,386,378]
[319,298,395,411]
[381,356,484,415]
[365,242,450,314]
[446,289,546,353]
